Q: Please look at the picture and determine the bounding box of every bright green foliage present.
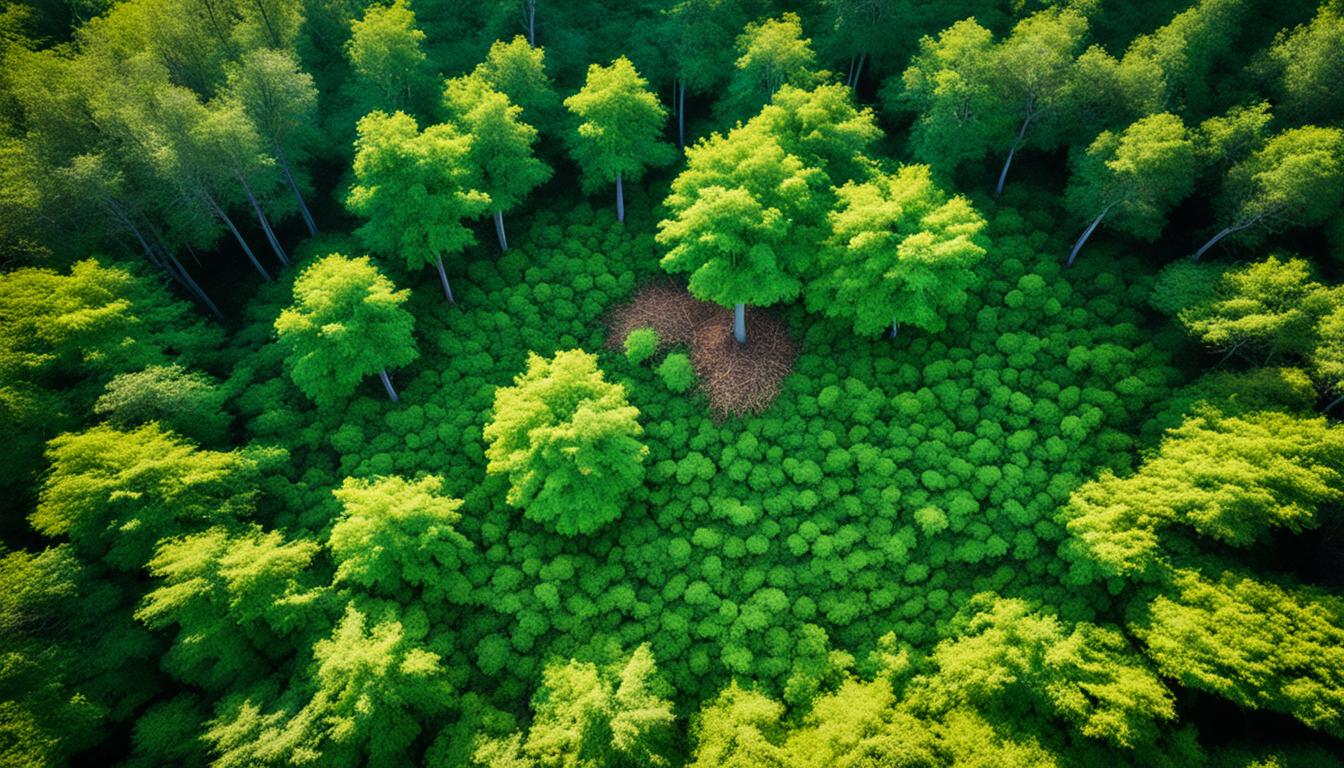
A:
[484,349,647,535]
[136,526,323,690]
[274,254,418,406]
[1197,102,1273,168]
[1130,565,1344,739]
[329,475,470,603]
[473,37,562,133]
[780,678,941,768]
[624,327,659,364]
[912,594,1174,749]
[747,84,880,186]
[94,364,230,444]
[1119,0,1249,116]
[1178,256,1336,361]
[485,644,676,768]
[1312,304,1344,395]
[31,424,263,571]
[563,57,674,194]
[658,124,826,310]
[808,165,988,336]
[686,682,787,768]
[347,111,490,289]
[656,352,695,393]
[444,75,551,215]
[1064,409,1344,581]
[205,603,452,767]
[345,0,430,114]
[1064,113,1197,255]
[1270,3,1344,122]
[722,13,819,116]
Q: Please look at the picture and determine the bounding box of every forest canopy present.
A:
[2,0,1344,766]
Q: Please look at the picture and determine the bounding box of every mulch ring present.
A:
[605,283,798,417]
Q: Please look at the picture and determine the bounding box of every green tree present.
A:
[94,364,230,444]
[722,12,819,119]
[1195,126,1344,260]
[1269,2,1344,123]
[444,74,551,253]
[329,475,470,604]
[346,111,490,304]
[273,254,419,405]
[563,57,673,222]
[31,423,264,571]
[807,164,988,338]
[136,526,323,690]
[473,36,562,135]
[1178,256,1335,362]
[345,0,430,115]
[1063,113,1197,266]
[686,682,787,768]
[484,349,646,536]
[1118,0,1249,117]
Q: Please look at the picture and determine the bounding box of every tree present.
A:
[807,165,988,338]
[345,0,430,115]
[1269,2,1344,123]
[483,349,646,536]
[473,36,562,135]
[722,12,819,119]
[94,364,230,444]
[136,526,323,691]
[329,475,470,603]
[564,57,673,222]
[659,124,826,343]
[747,83,880,187]
[225,49,321,237]
[30,423,264,571]
[1194,126,1344,260]
[273,254,418,405]
[444,74,551,253]
[660,0,741,148]
[347,111,489,305]
[686,682,787,768]
[1118,0,1249,117]
[1063,113,1197,267]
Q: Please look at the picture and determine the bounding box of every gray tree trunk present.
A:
[1066,204,1113,268]
[616,171,625,222]
[852,52,866,90]
[204,191,270,281]
[379,368,399,403]
[734,303,746,344]
[995,112,1035,197]
[434,254,457,304]
[1193,215,1262,261]
[890,320,900,339]
[276,144,318,237]
[678,79,685,149]
[239,173,288,267]
[524,0,536,45]
[494,210,508,252]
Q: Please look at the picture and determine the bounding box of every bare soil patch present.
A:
[606,284,797,416]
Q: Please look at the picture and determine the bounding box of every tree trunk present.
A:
[678,78,685,150]
[276,144,318,237]
[734,303,746,344]
[852,52,866,91]
[1066,204,1113,268]
[254,0,280,46]
[494,210,508,252]
[1193,215,1262,261]
[995,112,1034,197]
[890,320,900,339]
[846,55,856,87]
[615,171,625,223]
[1326,393,1344,412]
[204,191,270,281]
[239,173,288,267]
[434,254,457,304]
[164,248,224,320]
[379,368,399,403]
[525,0,536,46]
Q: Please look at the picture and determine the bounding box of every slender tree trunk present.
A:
[852,52,866,91]
[124,210,224,320]
[254,0,279,46]
[525,0,536,46]
[1326,393,1344,412]
[846,55,856,87]
[890,320,900,339]
[616,172,625,223]
[204,191,271,281]
[678,78,685,150]
[238,173,288,267]
[734,303,746,344]
[1193,215,1262,261]
[163,248,224,320]
[494,210,508,252]
[434,254,456,304]
[1066,204,1113,268]
[379,368,399,403]
[995,112,1035,197]
[275,144,318,237]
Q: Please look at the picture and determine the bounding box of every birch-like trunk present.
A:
[204,190,270,281]
[1193,214,1263,261]
[890,320,900,339]
[379,368,399,402]
[615,171,625,222]
[734,303,747,344]
[995,111,1035,197]
[1066,204,1113,268]
[434,254,457,304]
[276,143,318,237]
[852,52,866,91]
[678,79,685,149]
[494,210,508,252]
[238,173,288,267]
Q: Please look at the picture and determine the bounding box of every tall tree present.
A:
[345,0,430,115]
[484,349,647,536]
[443,74,551,253]
[564,57,673,222]
[273,254,419,405]
[346,111,489,304]
[807,165,988,338]
[1063,113,1197,266]
[660,0,740,149]
[1268,1,1343,123]
[722,12,820,119]
[472,36,562,136]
